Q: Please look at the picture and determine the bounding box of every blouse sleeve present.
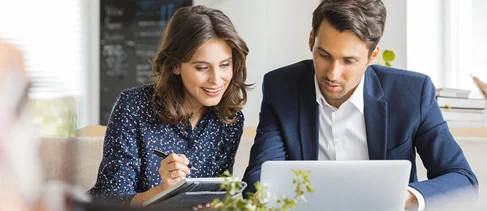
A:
[88,89,142,204]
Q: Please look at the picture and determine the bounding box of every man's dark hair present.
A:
[312,0,387,56]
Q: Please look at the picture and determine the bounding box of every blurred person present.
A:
[88,5,250,209]
[471,74,487,97]
[0,40,90,211]
[0,40,44,210]
[243,0,478,210]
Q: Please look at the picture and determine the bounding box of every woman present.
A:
[88,5,250,206]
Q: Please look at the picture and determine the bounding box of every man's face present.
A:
[309,20,379,108]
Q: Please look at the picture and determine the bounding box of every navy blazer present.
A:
[242,60,478,206]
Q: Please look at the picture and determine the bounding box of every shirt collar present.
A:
[314,73,364,114]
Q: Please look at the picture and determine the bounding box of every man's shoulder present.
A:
[368,65,434,104]
[265,60,314,81]
[260,60,314,104]
[370,65,428,82]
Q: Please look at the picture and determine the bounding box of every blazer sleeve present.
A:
[242,75,287,195]
[87,90,142,205]
[409,76,478,207]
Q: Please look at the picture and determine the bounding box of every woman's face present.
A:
[174,38,233,111]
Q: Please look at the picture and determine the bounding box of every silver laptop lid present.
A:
[261,160,411,211]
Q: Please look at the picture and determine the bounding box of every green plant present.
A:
[212,170,313,211]
[378,50,395,67]
[30,96,77,137]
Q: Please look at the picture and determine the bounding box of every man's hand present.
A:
[405,190,419,210]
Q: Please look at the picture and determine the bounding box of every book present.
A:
[436,88,471,93]
[436,88,471,98]
[437,97,486,109]
[440,108,485,121]
[143,177,247,209]
[446,120,486,128]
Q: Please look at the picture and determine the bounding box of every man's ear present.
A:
[368,45,380,65]
[309,31,314,52]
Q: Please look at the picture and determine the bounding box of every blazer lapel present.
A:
[299,68,319,160]
[363,66,388,160]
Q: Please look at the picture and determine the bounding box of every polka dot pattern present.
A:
[87,84,243,204]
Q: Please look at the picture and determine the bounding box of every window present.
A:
[445,0,487,96]
[0,0,88,137]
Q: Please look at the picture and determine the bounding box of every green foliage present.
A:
[382,50,395,62]
[30,96,77,137]
[377,49,395,67]
[212,170,313,211]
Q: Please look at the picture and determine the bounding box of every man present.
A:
[242,0,478,210]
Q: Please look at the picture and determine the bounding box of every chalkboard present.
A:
[100,0,193,125]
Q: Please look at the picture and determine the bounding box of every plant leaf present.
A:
[382,50,395,61]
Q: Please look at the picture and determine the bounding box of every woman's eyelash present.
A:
[196,66,208,70]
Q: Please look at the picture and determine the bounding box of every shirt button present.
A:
[336,139,342,146]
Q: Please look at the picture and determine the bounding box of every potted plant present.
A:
[212,170,313,211]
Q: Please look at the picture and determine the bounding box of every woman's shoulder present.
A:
[112,84,156,118]
[118,84,154,102]
[234,110,244,124]
[222,110,244,130]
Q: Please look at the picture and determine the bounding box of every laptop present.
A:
[261,160,411,211]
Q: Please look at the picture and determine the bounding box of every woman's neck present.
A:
[189,106,206,130]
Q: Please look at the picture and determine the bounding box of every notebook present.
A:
[143,177,246,210]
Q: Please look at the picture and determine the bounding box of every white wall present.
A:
[265,0,320,70]
[406,0,445,88]
[379,0,446,88]
[379,0,407,69]
[84,0,100,127]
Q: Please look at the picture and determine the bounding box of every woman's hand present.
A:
[192,202,224,210]
[158,153,190,190]
[192,203,211,210]
[130,153,190,205]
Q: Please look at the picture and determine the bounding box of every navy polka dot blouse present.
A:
[88,84,244,204]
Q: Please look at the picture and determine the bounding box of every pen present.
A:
[153,149,199,171]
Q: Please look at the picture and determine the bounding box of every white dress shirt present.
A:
[314,74,425,211]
